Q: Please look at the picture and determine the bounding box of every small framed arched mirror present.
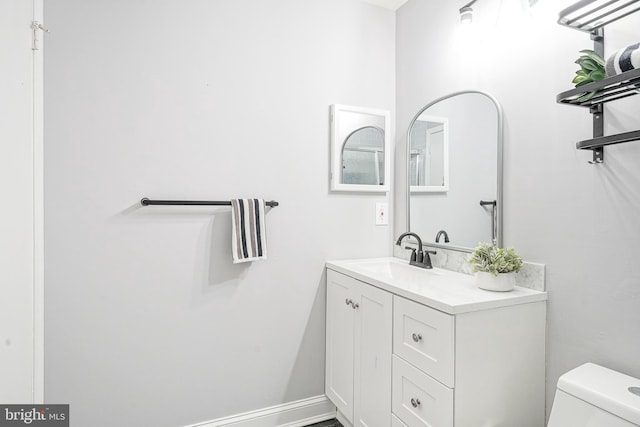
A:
[330,104,391,192]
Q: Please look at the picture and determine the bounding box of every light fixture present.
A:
[459,0,478,25]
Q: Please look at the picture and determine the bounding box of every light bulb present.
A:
[459,6,473,25]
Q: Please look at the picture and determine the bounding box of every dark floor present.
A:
[305,419,343,427]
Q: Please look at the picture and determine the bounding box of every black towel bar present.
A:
[140,198,279,207]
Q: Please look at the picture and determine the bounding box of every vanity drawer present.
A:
[392,355,453,427]
[393,296,454,387]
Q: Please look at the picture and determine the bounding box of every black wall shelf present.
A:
[576,129,640,149]
[558,0,640,33]
[557,0,640,164]
[556,67,640,107]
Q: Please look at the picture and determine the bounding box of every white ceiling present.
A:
[360,0,409,11]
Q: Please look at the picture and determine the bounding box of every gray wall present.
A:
[44,1,394,426]
[396,0,640,417]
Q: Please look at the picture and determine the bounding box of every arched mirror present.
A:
[406,91,503,251]
[331,104,391,192]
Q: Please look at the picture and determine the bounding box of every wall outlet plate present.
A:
[376,202,388,225]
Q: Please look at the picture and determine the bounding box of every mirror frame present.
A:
[405,90,504,252]
[409,114,450,193]
[331,104,391,192]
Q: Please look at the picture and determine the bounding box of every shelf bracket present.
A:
[590,28,604,56]
[589,28,605,164]
[588,147,604,164]
[589,104,604,164]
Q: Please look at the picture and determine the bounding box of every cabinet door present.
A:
[392,414,409,427]
[326,270,356,422]
[353,281,392,427]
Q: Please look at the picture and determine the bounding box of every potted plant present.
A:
[569,49,607,103]
[468,242,523,292]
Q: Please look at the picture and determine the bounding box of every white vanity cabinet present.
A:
[325,269,393,427]
[392,295,546,427]
[326,258,547,427]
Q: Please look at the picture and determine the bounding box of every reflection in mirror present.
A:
[342,126,385,185]
[406,91,503,251]
[331,105,391,192]
[410,116,449,192]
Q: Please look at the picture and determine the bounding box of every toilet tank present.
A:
[548,363,640,427]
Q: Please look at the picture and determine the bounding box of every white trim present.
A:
[183,395,336,427]
[335,410,352,427]
[32,0,45,404]
[359,0,408,11]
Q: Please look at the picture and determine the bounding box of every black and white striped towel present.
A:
[231,199,267,263]
[606,42,640,76]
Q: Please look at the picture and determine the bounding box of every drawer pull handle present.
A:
[345,299,359,309]
[412,333,422,342]
[410,398,421,408]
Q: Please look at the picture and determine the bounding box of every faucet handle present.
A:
[422,250,436,269]
[409,248,417,262]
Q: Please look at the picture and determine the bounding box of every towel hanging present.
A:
[231,199,268,263]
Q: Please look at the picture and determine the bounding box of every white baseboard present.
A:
[184,395,336,427]
[335,410,352,427]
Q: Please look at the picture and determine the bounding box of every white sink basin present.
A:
[346,258,441,282]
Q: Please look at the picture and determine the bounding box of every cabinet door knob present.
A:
[410,398,421,408]
[412,333,422,342]
[345,298,352,306]
[352,302,359,310]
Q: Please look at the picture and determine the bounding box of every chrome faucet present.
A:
[395,232,436,269]
[435,230,450,243]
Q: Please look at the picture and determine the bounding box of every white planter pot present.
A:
[475,271,516,292]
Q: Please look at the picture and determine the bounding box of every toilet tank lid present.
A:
[557,363,640,425]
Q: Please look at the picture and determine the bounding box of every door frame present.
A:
[32,0,45,403]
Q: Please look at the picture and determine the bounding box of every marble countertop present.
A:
[326,257,547,315]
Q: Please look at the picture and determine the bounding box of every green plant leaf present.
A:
[572,50,606,89]
[469,242,523,275]
[580,58,599,71]
[579,49,606,67]
[589,69,606,81]
[576,90,598,102]
[575,79,593,87]
[573,75,589,85]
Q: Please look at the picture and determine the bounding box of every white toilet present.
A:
[548,362,640,426]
